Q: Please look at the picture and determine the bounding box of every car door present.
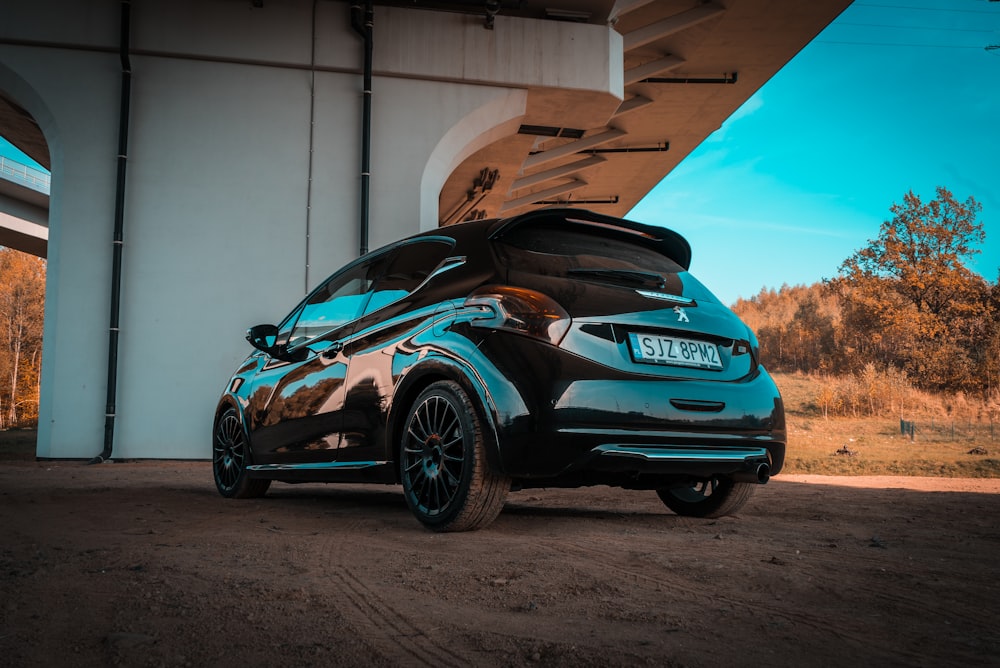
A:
[338,239,459,462]
[245,252,391,464]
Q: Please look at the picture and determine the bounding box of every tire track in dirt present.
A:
[314,536,465,668]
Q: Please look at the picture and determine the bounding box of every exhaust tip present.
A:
[731,463,771,484]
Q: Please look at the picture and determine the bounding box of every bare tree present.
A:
[0,248,46,427]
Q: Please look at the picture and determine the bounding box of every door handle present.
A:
[320,341,344,359]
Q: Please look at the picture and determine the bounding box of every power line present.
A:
[817,39,989,48]
[836,21,997,32]
[853,2,1000,14]
[838,4,1000,50]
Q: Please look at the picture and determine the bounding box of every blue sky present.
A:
[3,1,998,307]
[0,137,43,169]
[630,0,1000,305]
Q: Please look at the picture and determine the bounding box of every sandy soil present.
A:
[1,460,998,667]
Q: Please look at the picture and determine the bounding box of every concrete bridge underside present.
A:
[0,0,850,459]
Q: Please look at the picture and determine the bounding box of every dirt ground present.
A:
[1,460,998,668]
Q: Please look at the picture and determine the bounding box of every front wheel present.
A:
[399,381,510,532]
[657,477,756,518]
[213,407,270,499]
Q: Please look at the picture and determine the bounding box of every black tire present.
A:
[212,406,270,499]
[399,380,510,532]
[657,476,756,518]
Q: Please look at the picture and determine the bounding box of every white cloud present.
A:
[706,93,764,143]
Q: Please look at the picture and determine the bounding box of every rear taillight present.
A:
[465,285,571,345]
[746,327,760,365]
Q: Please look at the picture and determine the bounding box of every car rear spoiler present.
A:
[489,208,692,271]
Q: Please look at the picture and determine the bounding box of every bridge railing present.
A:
[0,155,51,195]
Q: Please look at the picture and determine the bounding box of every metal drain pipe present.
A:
[350,0,373,256]
[91,0,132,464]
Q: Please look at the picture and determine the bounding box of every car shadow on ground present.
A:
[256,484,675,526]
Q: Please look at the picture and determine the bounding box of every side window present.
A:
[362,241,453,316]
[286,254,389,347]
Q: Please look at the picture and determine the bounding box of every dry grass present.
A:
[775,372,1000,477]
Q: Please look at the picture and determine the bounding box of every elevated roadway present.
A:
[0,155,48,257]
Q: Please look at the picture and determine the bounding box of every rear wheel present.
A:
[213,407,270,499]
[657,476,756,518]
[400,381,509,532]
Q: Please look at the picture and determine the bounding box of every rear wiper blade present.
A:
[568,267,666,288]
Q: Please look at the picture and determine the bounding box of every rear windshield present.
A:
[499,222,679,272]
[495,222,718,302]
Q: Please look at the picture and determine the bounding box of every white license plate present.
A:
[628,332,723,370]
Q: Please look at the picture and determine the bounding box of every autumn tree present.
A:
[829,187,996,394]
[733,283,839,372]
[980,281,1000,398]
[0,247,46,427]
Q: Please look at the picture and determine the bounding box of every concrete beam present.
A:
[510,155,605,191]
[378,9,622,98]
[521,128,626,171]
[0,211,48,257]
[623,3,726,51]
[0,187,48,224]
[501,179,587,212]
[609,0,658,25]
[624,55,686,85]
[612,95,654,118]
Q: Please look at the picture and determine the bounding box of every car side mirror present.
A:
[246,323,280,355]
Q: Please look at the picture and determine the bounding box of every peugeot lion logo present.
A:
[674,306,690,323]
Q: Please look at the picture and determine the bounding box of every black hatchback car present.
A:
[213,208,784,531]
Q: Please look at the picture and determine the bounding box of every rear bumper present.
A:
[487,359,786,481]
[588,444,773,483]
[498,427,785,487]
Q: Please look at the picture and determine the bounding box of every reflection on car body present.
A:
[213,208,785,531]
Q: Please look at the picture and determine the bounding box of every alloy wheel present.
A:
[402,394,466,516]
[213,410,247,493]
